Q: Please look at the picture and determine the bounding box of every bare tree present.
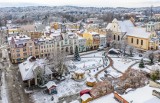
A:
[128,46,135,57]
[148,52,155,65]
[120,40,128,56]
[49,50,69,79]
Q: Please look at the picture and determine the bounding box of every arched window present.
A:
[131,38,133,43]
[118,35,120,41]
[114,35,116,40]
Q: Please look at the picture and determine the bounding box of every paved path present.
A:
[95,55,113,81]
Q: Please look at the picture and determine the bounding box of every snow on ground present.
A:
[107,67,122,77]
[90,93,118,103]
[31,52,110,103]
[31,78,90,103]
[89,66,104,76]
[132,63,151,73]
[97,67,122,81]
[68,52,104,71]
[68,51,109,78]
[112,57,136,73]
[0,72,9,103]
[56,79,89,97]
[90,85,160,103]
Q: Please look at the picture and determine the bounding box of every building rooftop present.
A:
[19,56,52,81]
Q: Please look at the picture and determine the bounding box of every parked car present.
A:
[97,46,104,51]
[139,53,143,57]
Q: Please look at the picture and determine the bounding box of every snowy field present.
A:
[90,85,160,103]
[112,57,136,73]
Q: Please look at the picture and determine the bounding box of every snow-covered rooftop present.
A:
[75,69,85,74]
[106,23,112,30]
[19,57,52,81]
[86,77,96,83]
[91,85,160,103]
[78,35,85,40]
[126,27,151,38]
[99,35,106,38]
[70,100,80,103]
[90,32,99,35]
[80,94,91,101]
[45,81,57,89]
[8,35,31,42]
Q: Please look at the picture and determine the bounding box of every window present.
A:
[131,38,133,43]
[141,40,143,45]
[23,53,27,56]
[114,35,116,40]
[30,47,32,51]
[41,46,43,48]
[16,49,20,52]
[137,39,139,44]
[118,35,120,41]
[65,39,67,44]
[23,48,26,51]
[29,43,32,45]
[17,54,20,57]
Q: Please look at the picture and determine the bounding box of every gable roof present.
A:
[45,81,57,89]
[19,57,52,81]
[106,18,134,33]
[126,27,151,38]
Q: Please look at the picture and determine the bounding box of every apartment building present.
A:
[9,35,39,63]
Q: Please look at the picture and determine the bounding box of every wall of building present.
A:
[127,36,149,50]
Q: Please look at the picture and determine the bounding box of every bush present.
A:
[150,70,160,81]
[151,73,158,81]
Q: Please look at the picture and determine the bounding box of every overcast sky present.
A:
[0,0,160,7]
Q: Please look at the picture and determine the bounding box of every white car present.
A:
[97,46,104,51]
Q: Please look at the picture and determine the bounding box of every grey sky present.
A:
[0,0,160,7]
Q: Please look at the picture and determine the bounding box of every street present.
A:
[0,30,32,103]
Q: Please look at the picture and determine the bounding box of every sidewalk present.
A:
[67,50,101,58]
[0,72,9,103]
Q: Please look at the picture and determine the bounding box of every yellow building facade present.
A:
[127,32,159,50]
[82,32,93,50]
